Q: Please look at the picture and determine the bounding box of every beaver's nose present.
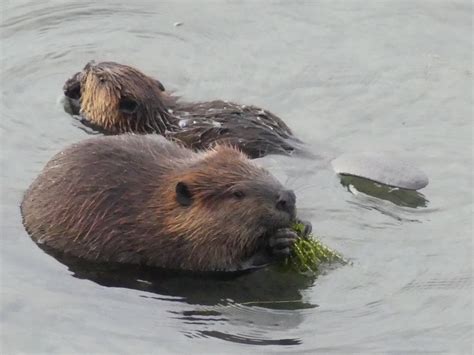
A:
[276,189,296,215]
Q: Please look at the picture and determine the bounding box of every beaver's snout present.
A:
[276,189,296,219]
[63,72,82,99]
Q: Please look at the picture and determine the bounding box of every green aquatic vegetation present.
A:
[281,223,345,275]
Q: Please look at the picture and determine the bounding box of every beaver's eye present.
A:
[119,97,138,115]
[176,182,193,206]
[233,190,245,199]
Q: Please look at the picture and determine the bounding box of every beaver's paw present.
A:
[296,219,312,238]
[269,228,298,259]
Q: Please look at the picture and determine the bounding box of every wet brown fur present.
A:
[79,62,177,134]
[21,135,296,272]
[64,61,302,159]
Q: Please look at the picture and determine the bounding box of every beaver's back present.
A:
[21,135,192,262]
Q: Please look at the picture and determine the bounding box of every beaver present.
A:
[63,61,302,159]
[21,135,311,272]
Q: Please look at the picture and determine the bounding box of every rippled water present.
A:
[1,1,472,354]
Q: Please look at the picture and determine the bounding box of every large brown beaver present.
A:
[63,61,302,159]
[21,135,311,272]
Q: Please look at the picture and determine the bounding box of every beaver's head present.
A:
[156,146,297,270]
[63,61,175,134]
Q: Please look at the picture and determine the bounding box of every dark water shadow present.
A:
[196,330,302,346]
[339,175,429,208]
[40,245,317,310]
[41,245,318,346]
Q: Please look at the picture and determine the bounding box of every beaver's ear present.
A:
[176,182,193,206]
[155,79,165,92]
[119,97,138,115]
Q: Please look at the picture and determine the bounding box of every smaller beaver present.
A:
[63,61,302,159]
[21,135,311,272]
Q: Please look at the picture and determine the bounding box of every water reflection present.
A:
[41,245,317,309]
[171,303,307,346]
[39,245,317,346]
[339,175,429,208]
[196,331,302,346]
